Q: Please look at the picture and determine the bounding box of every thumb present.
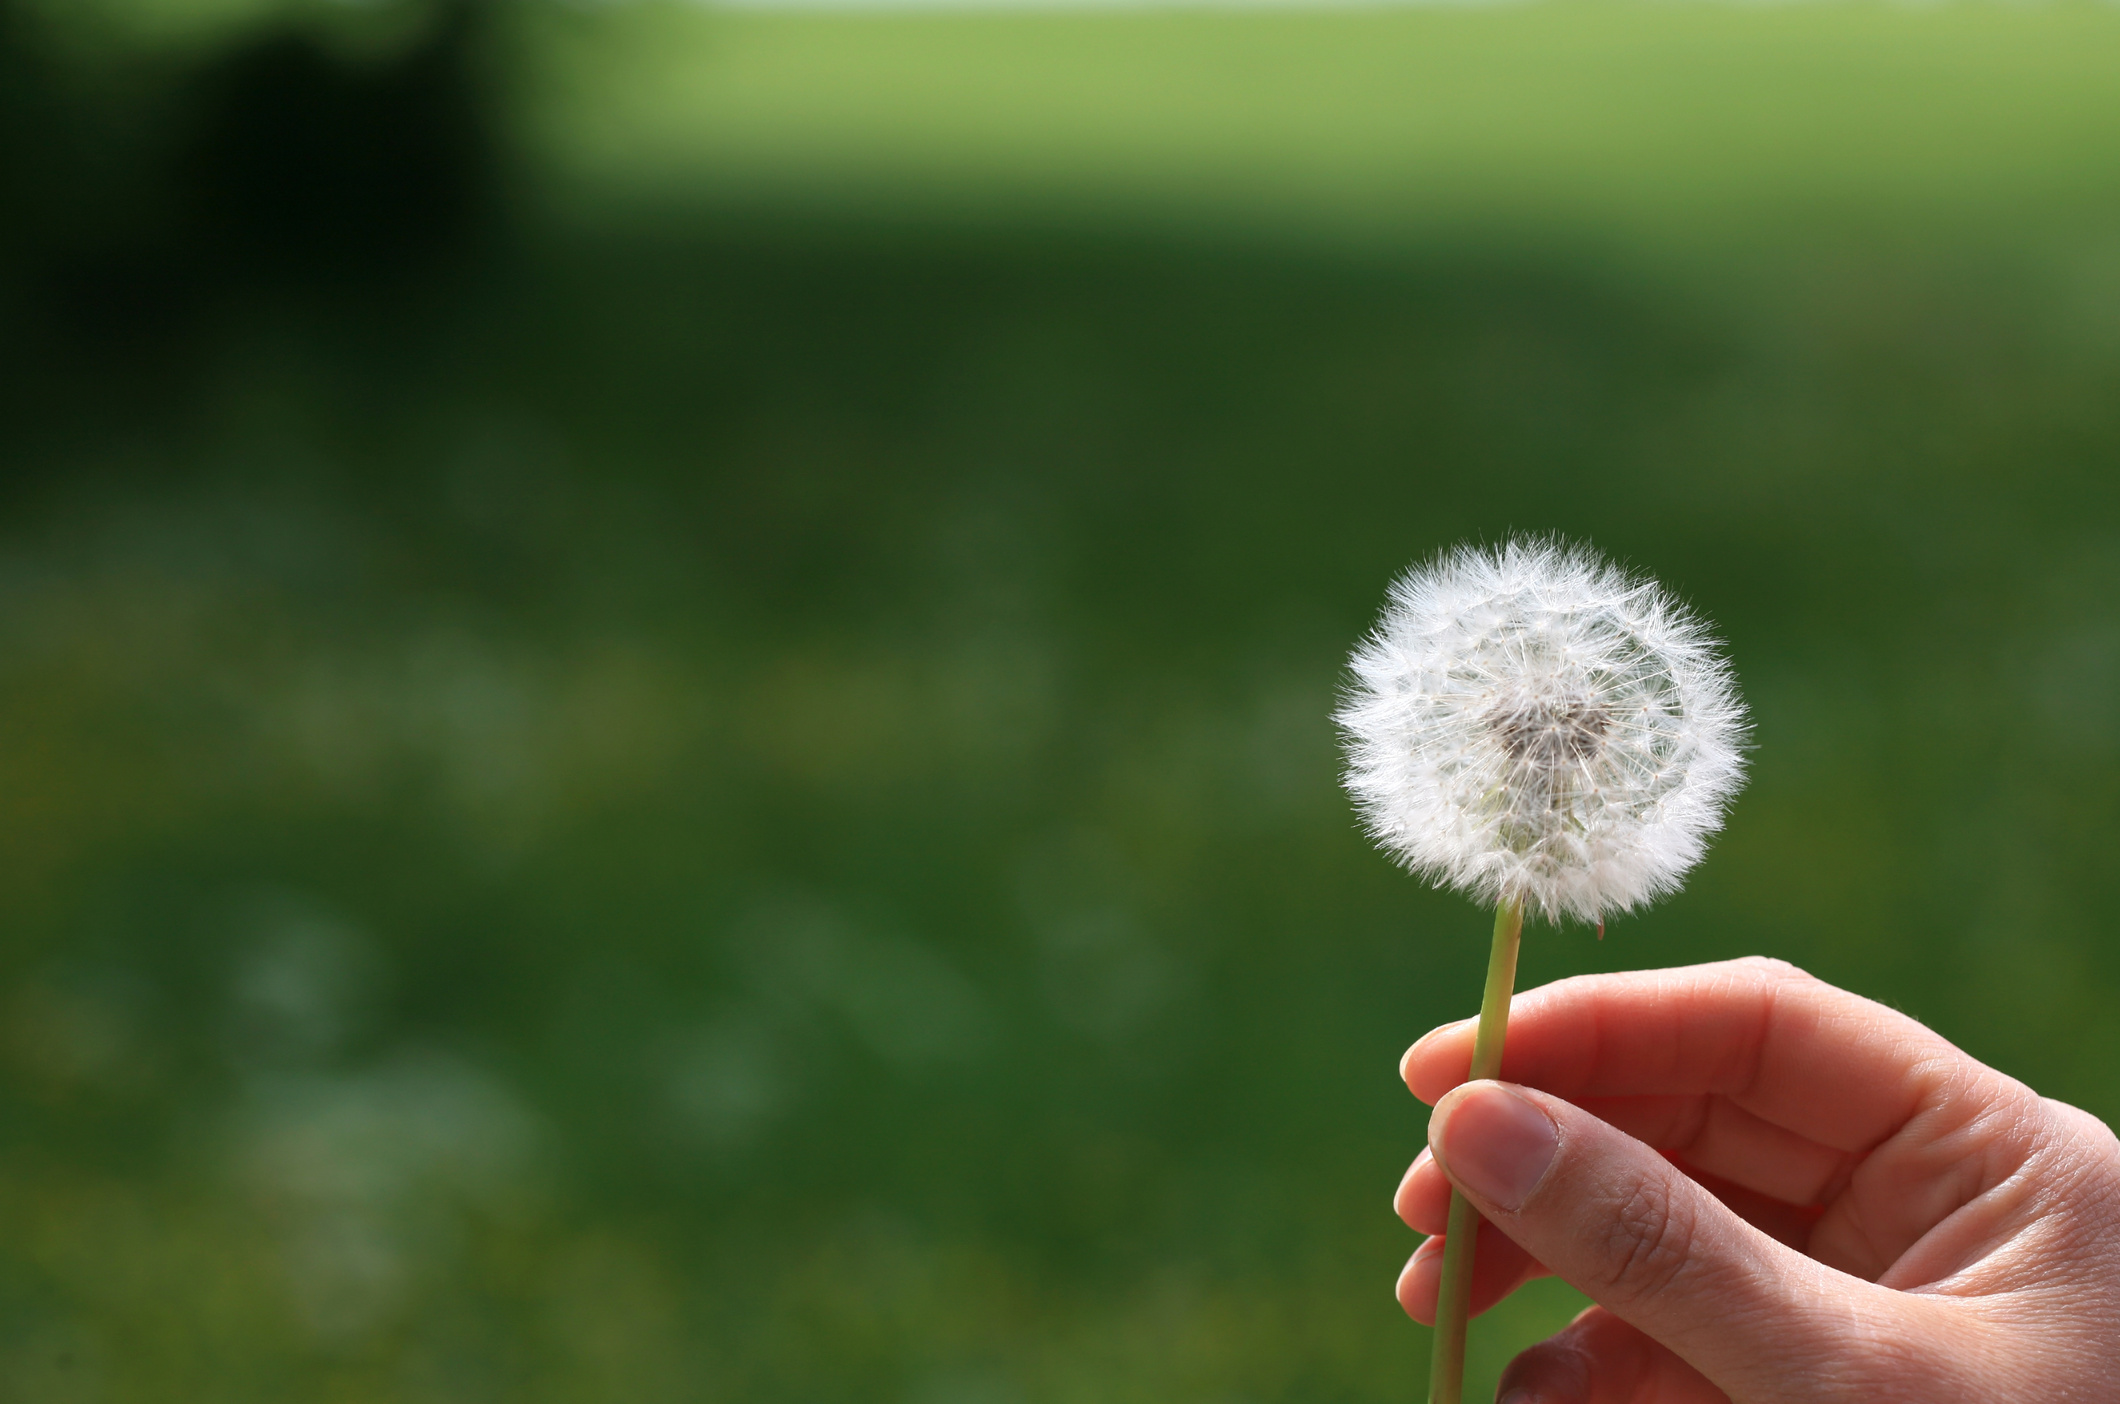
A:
[1428,1080,1934,1401]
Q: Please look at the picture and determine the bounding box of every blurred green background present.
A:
[5,0,2120,1398]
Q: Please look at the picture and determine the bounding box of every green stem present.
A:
[1426,896,1524,1404]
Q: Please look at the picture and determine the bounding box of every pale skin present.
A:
[1394,956,2120,1403]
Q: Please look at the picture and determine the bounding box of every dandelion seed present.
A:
[1337,537,1747,926]
[1337,537,1748,1404]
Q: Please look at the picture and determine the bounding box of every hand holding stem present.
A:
[1395,957,2120,1404]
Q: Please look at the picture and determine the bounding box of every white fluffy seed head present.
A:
[1336,539,1748,925]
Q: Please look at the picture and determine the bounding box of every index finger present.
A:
[1402,956,1976,1155]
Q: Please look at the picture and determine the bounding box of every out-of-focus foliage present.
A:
[5,2,2120,1400]
[530,2,2120,246]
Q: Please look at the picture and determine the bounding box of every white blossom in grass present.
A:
[1336,538,1747,925]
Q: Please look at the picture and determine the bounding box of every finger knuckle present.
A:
[1731,954,1813,984]
[2042,1097,2120,1162]
[1595,1176,1696,1303]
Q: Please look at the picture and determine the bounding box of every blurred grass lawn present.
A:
[5,2,2120,1400]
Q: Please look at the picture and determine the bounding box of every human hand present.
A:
[1394,956,2120,1403]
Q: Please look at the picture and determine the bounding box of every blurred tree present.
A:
[0,0,499,344]
[0,0,504,481]
[179,0,497,289]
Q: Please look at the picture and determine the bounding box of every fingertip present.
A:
[1396,1219,1545,1327]
[1395,1148,1451,1233]
[1427,1080,1561,1215]
[1402,1018,1475,1101]
[1499,1307,1713,1404]
[1396,1237,1444,1325]
[1495,1312,1599,1404]
[1398,1038,1426,1088]
[1393,1149,1423,1224]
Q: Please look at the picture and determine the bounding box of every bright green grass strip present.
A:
[528,1,2120,244]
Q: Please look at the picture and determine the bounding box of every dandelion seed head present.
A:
[1336,538,1747,924]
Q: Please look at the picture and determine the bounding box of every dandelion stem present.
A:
[1427,895,1524,1404]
